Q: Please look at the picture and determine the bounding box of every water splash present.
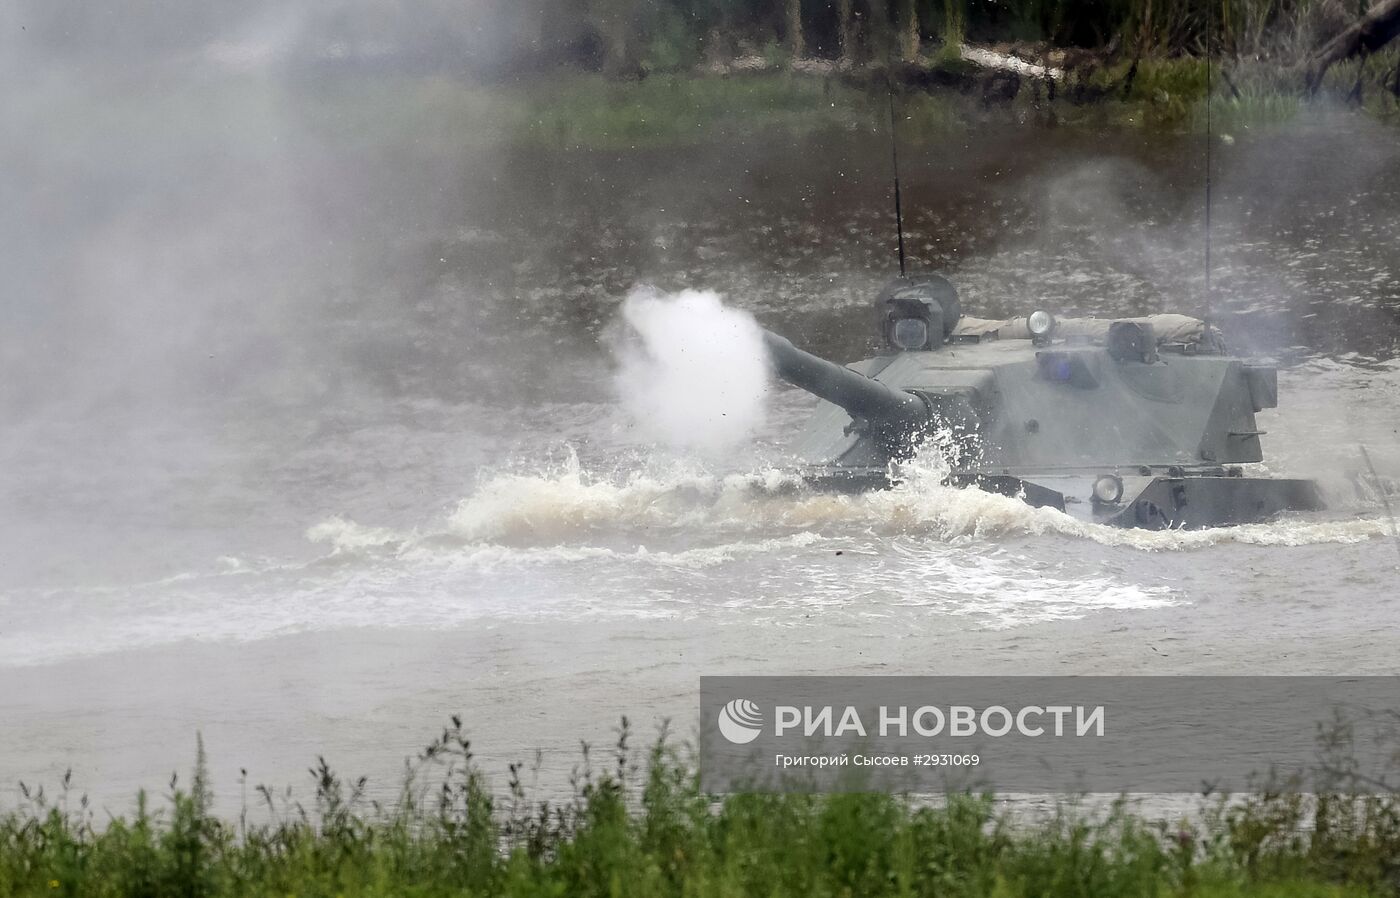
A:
[405,448,1391,554]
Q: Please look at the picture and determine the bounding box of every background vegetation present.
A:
[506,0,1400,140]
[14,0,1398,142]
[531,0,1380,74]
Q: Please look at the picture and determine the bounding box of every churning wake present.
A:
[3,447,1388,669]
[312,447,1388,557]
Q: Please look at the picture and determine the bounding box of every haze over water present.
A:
[2,41,1398,808]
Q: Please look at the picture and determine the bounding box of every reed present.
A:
[3,717,1399,897]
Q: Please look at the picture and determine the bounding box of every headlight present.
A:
[891,318,929,351]
[1091,474,1124,505]
[1027,309,1056,340]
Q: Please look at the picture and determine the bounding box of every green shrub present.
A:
[3,718,1400,897]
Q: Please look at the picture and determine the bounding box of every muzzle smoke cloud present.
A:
[614,288,771,453]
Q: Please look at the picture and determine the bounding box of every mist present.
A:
[0,0,549,417]
[0,1,534,594]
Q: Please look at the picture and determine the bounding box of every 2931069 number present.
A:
[913,754,980,767]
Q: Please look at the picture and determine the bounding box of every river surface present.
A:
[1,73,1398,811]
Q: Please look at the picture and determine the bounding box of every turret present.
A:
[754,272,1323,528]
[760,274,965,454]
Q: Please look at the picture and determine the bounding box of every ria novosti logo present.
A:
[717,698,763,744]
[715,700,1107,744]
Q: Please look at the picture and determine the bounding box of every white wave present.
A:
[306,516,411,553]
[445,448,805,543]
[428,448,1390,554]
[401,531,828,572]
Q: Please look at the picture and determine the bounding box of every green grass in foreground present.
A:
[3,720,1400,897]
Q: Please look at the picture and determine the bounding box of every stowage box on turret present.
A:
[763,274,1323,529]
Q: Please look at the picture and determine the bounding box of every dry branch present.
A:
[1305,0,1400,92]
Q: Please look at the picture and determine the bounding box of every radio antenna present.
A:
[1204,0,1214,326]
[886,77,908,277]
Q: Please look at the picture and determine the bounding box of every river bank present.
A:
[24,51,1394,165]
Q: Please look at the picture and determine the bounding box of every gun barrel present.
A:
[762,331,927,424]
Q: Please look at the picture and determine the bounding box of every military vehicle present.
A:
[763,274,1323,529]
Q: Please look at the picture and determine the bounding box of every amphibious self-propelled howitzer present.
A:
[764,275,1323,529]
